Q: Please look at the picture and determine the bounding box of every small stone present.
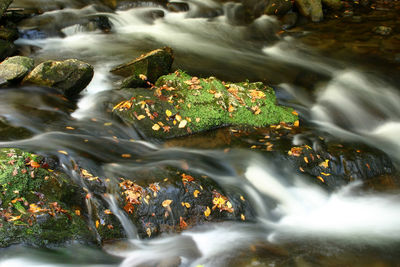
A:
[111,47,174,84]
[373,26,392,36]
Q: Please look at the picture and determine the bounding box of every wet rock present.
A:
[0,56,34,84]
[0,25,18,42]
[0,39,16,61]
[0,0,12,18]
[0,148,95,248]
[167,2,189,12]
[280,11,298,29]
[295,0,323,22]
[111,47,174,84]
[112,70,298,139]
[85,167,254,239]
[264,0,293,16]
[22,59,94,98]
[373,26,392,36]
[321,0,342,10]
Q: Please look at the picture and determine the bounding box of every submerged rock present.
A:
[112,70,298,139]
[0,56,34,85]
[0,148,95,248]
[295,0,323,22]
[111,47,173,85]
[22,59,94,98]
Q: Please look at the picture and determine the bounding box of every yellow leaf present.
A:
[196,118,201,123]
[175,114,182,122]
[139,74,147,80]
[162,199,173,207]
[181,202,191,208]
[321,172,331,176]
[152,124,161,131]
[319,159,329,168]
[193,190,200,198]
[304,156,309,163]
[146,227,152,237]
[178,120,188,128]
[137,115,146,120]
[96,220,100,228]
[58,150,68,155]
[204,206,211,217]
[317,176,325,182]
[294,120,299,127]
[121,154,131,158]
[241,214,246,221]
[166,110,172,117]
[104,122,113,126]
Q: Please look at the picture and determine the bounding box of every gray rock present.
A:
[23,59,94,98]
[295,0,323,22]
[0,56,34,84]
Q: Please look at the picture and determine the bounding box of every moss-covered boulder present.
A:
[0,56,34,85]
[111,47,173,86]
[22,59,94,98]
[112,70,298,139]
[0,148,95,247]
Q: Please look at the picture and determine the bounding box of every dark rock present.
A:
[280,11,298,29]
[112,70,298,139]
[0,118,32,140]
[111,47,174,84]
[22,59,94,98]
[0,0,12,18]
[264,0,292,16]
[0,39,16,61]
[295,0,323,22]
[321,0,342,10]
[0,25,18,41]
[167,2,189,12]
[0,56,34,84]
[84,166,254,239]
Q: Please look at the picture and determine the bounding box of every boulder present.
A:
[0,39,15,61]
[295,0,323,22]
[0,148,95,248]
[22,59,94,98]
[111,47,173,84]
[0,56,34,84]
[112,70,298,139]
[83,166,253,239]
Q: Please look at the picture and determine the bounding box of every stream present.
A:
[1,0,400,266]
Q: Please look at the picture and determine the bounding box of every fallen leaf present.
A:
[137,115,146,120]
[193,190,200,198]
[204,206,211,217]
[180,216,188,229]
[146,227,152,237]
[178,120,188,128]
[152,124,161,131]
[162,199,173,208]
[166,110,172,117]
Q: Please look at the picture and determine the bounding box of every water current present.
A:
[1,0,400,266]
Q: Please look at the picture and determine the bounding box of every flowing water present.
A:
[1,0,400,266]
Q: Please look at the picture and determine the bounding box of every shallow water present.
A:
[1,0,400,266]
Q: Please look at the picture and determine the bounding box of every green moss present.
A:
[0,148,96,248]
[113,70,298,139]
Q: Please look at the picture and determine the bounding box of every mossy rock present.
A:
[111,47,173,84]
[112,70,298,139]
[0,148,95,247]
[0,56,34,84]
[22,59,94,98]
